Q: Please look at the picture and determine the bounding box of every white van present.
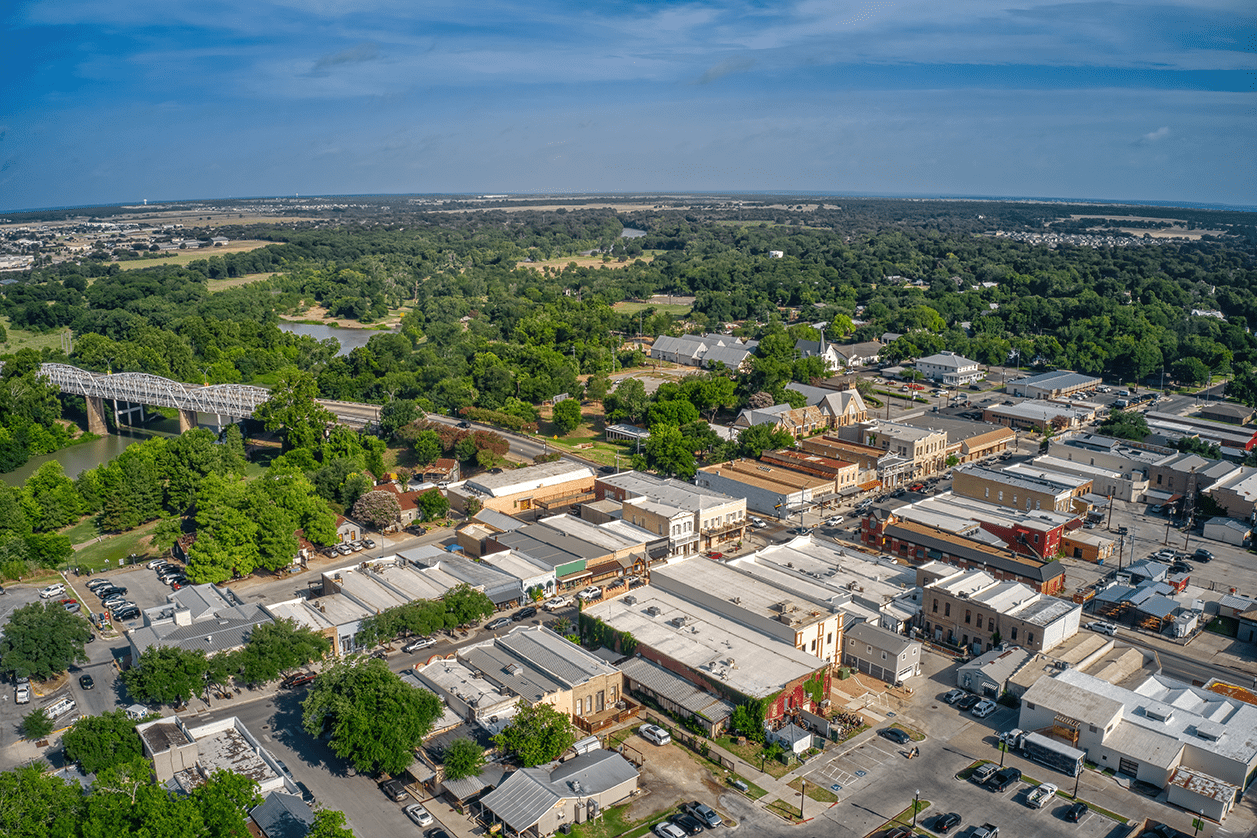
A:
[45,697,77,718]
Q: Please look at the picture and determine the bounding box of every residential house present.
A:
[478,750,639,838]
[731,403,828,438]
[833,341,883,368]
[842,621,922,684]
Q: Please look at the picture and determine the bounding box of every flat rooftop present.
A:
[653,556,839,628]
[584,587,826,699]
[190,721,279,786]
[598,471,738,511]
[139,719,191,753]
[463,460,592,498]
[958,464,1079,495]
[701,459,831,492]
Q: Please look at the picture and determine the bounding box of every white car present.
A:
[576,586,602,601]
[972,700,998,718]
[1027,782,1059,809]
[15,683,30,704]
[39,583,66,599]
[639,723,671,746]
[750,516,768,528]
[543,596,570,611]
[653,823,687,838]
[403,804,433,827]
[1087,621,1117,636]
[826,515,844,526]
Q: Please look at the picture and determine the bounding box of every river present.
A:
[278,321,396,356]
[0,414,210,485]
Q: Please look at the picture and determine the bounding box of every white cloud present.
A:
[1142,126,1172,142]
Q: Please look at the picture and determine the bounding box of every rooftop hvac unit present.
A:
[623,595,636,606]
[645,606,661,617]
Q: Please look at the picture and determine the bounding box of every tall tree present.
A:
[551,398,582,434]
[351,490,401,531]
[493,701,576,767]
[302,658,443,776]
[230,618,330,685]
[22,462,83,532]
[122,645,227,705]
[442,738,486,781]
[0,601,91,680]
[62,709,146,773]
[253,369,334,452]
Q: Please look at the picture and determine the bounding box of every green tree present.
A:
[253,369,335,452]
[20,708,54,740]
[552,398,582,434]
[307,809,356,838]
[0,601,91,680]
[0,762,85,838]
[303,659,442,775]
[442,737,486,781]
[729,698,767,743]
[230,618,330,685]
[412,430,442,465]
[62,709,145,773]
[122,645,225,705]
[190,769,261,837]
[416,489,449,522]
[493,701,576,767]
[604,378,649,423]
[736,424,795,458]
[1099,410,1150,441]
[22,462,84,532]
[584,374,611,403]
[644,424,697,478]
[442,583,495,626]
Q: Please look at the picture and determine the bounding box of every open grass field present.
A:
[612,301,691,315]
[70,519,161,574]
[207,272,280,292]
[113,239,276,270]
[515,252,659,271]
[0,317,70,354]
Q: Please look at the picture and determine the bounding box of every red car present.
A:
[706,551,724,560]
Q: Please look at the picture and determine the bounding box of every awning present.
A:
[1144,489,1174,502]
[1081,493,1111,507]
[557,570,592,583]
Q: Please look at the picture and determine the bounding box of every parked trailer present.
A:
[1020,731,1085,778]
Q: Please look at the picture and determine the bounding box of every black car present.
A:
[425,830,452,838]
[79,673,95,690]
[457,420,471,429]
[1148,824,1179,838]
[786,527,812,536]
[957,694,983,711]
[988,766,1022,792]
[933,812,961,833]
[1193,548,1213,562]
[96,585,127,599]
[112,606,140,621]
[879,727,911,745]
[513,606,538,622]
[670,813,706,836]
[1169,562,1192,574]
[1065,802,1088,822]
[599,465,617,474]
[380,778,408,801]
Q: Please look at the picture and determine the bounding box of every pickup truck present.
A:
[972,823,999,838]
[1027,783,1058,809]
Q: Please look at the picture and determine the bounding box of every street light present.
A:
[913,789,920,827]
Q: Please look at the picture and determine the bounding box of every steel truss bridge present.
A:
[40,363,271,417]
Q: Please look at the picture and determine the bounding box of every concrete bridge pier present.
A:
[177,408,199,433]
[86,396,108,436]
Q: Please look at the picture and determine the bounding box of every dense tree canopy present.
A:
[62,710,146,773]
[493,701,576,767]
[0,601,92,680]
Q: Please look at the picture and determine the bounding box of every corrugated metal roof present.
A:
[620,656,736,723]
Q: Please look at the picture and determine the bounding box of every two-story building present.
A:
[596,471,747,553]
[916,351,982,386]
[919,567,1081,653]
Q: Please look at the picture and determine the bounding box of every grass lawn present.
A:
[516,253,658,271]
[207,272,280,292]
[765,799,804,822]
[58,518,100,546]
[612,301,692,316]
[112,240,274,270]
[0,317,70,354]
[568,804,678,838]
[70,520,162,574]
[788,777,838,803]
[712,736,795,779]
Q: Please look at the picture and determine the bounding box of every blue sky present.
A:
[2,0,1254,210]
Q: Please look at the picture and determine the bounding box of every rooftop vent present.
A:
[505,663,522,676]
[623,595,636,606]
[1145,705,1173,723]
[645,606,662,617]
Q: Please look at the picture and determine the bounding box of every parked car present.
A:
[885,827,915,838]
[543,596,570,610]
[879,727,911,745]
[485,616,512,631]
[281,671,317,689]
[972,699,998,718]
[1027,782,1058,809]
[957,694,982,711]
[15,682,30,704]
[402,636,436,653]
[404,804,433,827]
[166,576,188,588]
[639,723,671,746]
[85,579,114,592]
[96,585,127,598]
[942,689,965,705]
[988,766,1022,792]
[513,606,537,622]
[598,465,617,474]
[972,763,999,784]
[79,673,95,690]
[706,551,724,560]
[362,538,375,549]
[146,558,170,570]
[1086,621,1117,636]
[933,813,961,833]
[380,778,408,802]
[681,801,721,829]
[826,515,844,526]
[576,586,602,601]
[1169,562,1192,574]
[652,823,687,838]
[1065,802,1088,822]
[670,813,706,836]
[111,606,140,621]
[62,600,81,614]
[39,583,67,599]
